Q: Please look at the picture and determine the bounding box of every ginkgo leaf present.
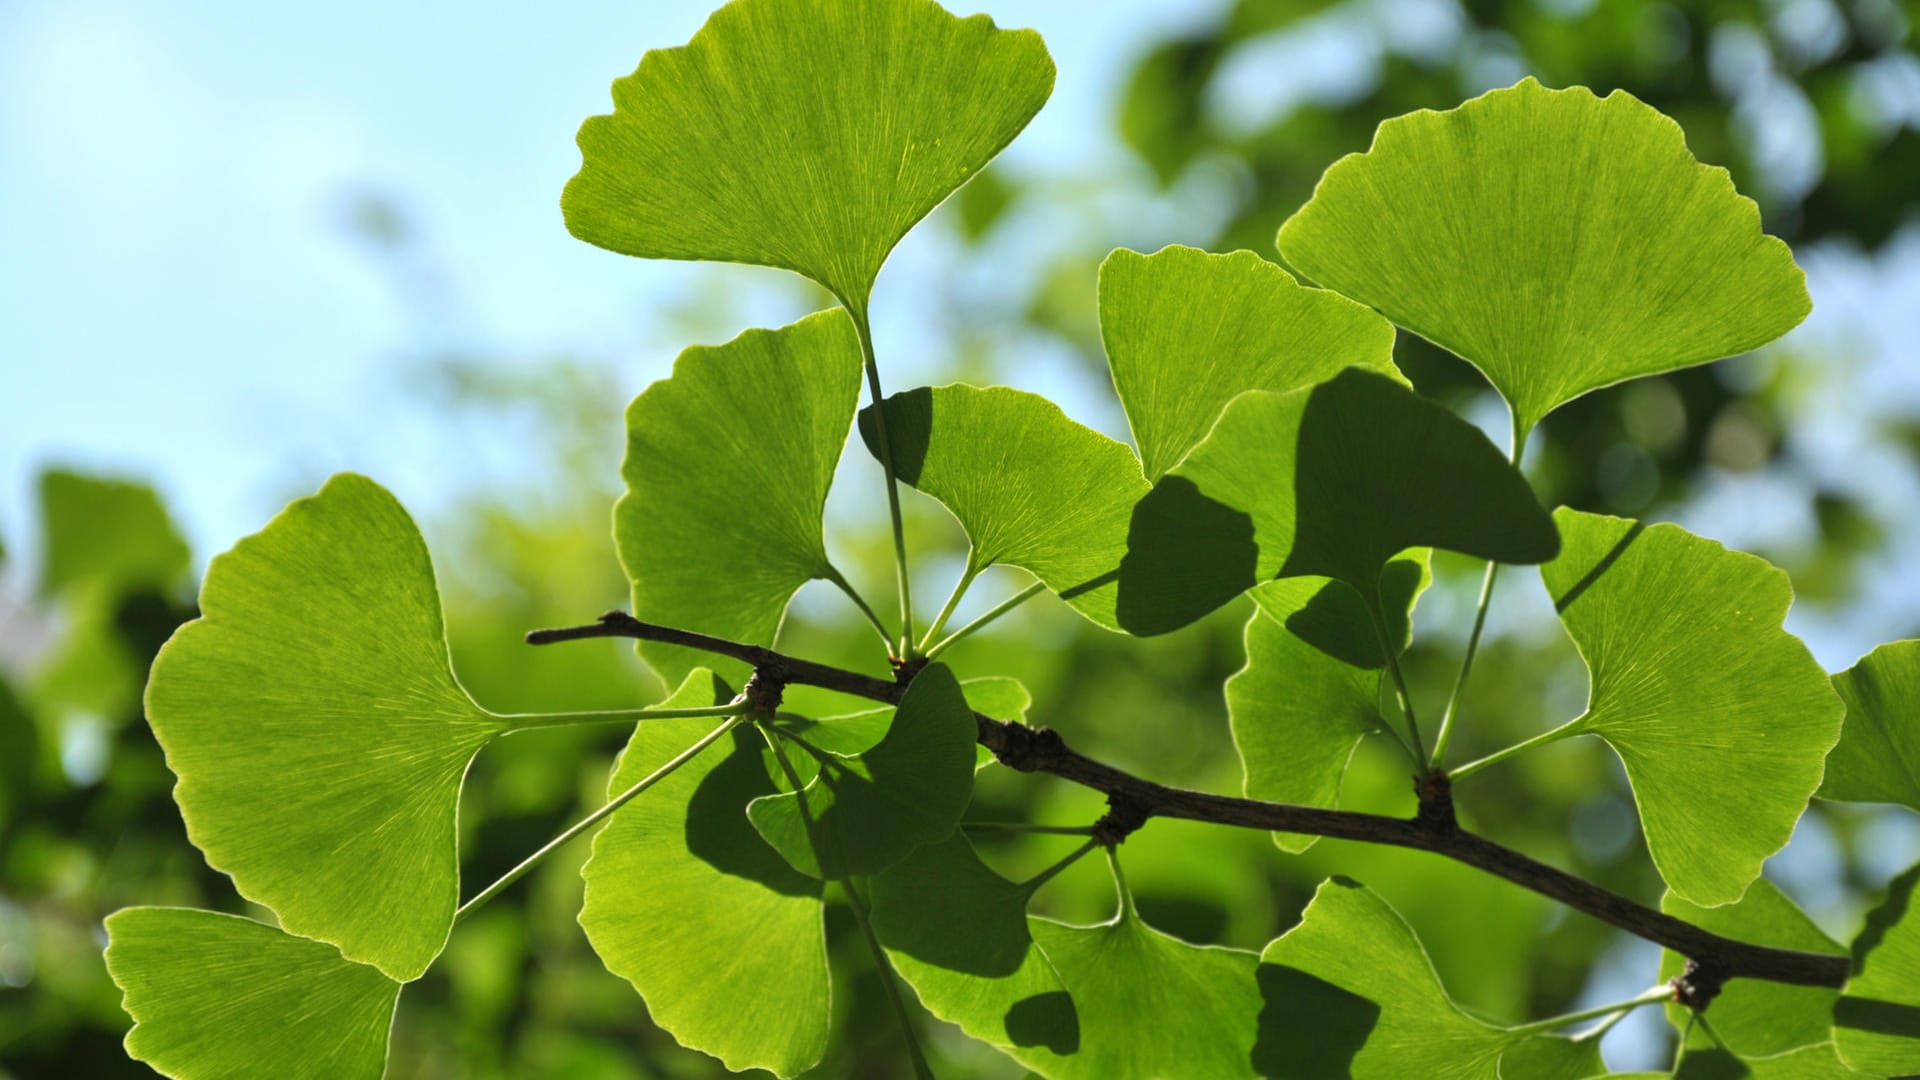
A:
[1819,640,1920,813]
[1010,897,1264,1076]
[1098,244,1400,481]
[870,833,1078,1054]
[38,468,189,599]
[1833,862,1920,1076]
[105,907,401,1080]
[1657,879,1844,1057]
[1115,368,1557,636]
[859,385,1150,631]
[1276,77,1810,435]
[1541,510,1843,906]
[1255,877,1599,1079]
[1229,552,1430,852]
[563,0,1054,307]
[144,473,503,981]
[617,310,863,685]
[777,675,1025,767]
[580,669,829,1078]
[749,662,976,878]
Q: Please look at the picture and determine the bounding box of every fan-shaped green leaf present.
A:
[859,385,1150,630]
[1255,877,1599,1079]
[1097,245,1400,481]
[1668,1043,1870,1078]
[870,833,1078,1054]
[579,669,828,1077]
[1115,368,1557,636]
[749,662,975,878]
[39,468,189,599]
[1833,862,1920,1075]
[777,675,1024,768]
[1010,906,1263,1077]
[104,907,400,1080]
[617,310,863,685]
[1820,640,1920,813]
[1657,880,1844,1057]
[1229,552,1429,852]
[144,473,502,981]
[1541,510,1843,906]
[1276,77,1809,434]
[563,0,1054,307]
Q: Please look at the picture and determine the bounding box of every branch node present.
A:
[990,724,1067,772]
[1414,770,1457,832]
[1092,793,1151,846]
[1670,956,1731,1012]
[890,653,928,685]
[743,666,787,714]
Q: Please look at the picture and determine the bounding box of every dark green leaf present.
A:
[1833,862,1920,1075]
[1820,640,1920,813]
[38,468,189,599]
[1657,879,1844,1057]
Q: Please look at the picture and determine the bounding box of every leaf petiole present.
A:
[824,563,895,653]
[454,715,742,923]
[493,701,748,733]
[846,300,917,659]
[1021,837,1100,895]
[1502,984,1670,1037]
[924,580,1045,660]
[842,879,937,1080]
[1447,716,1585,782]
[962,821,1098,836]
[916,556,981,655]
[1366,600,1429,774]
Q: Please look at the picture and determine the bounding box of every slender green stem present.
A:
[842,879,936,1080]
[1104,846,1138,922]
[917,556,981,655]
[924,580,1045,660]
[1429,425,1529,772]
[1694,1012,1733,1053]
[847,302,916,658]
[454,716,740,923]
[1447,716,1585,782]
[824,563,894,653]
[495,701,746,732]
[1022,838,1100,895]
[963,821,1098,836]
[1367,601,1429,774]
[1430,560,1500,770]
[1504,984,1670,1037]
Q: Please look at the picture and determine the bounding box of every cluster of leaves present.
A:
[99,0,1920,1077]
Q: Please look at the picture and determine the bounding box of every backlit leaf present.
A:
[860,385,1149,631]
[870,833,1078,1054]
[749,662,976,878]
[105,907,400,1080]
[1819,640,1920,813]
[1114,368,1556,635]
[1833,862,1920,1075]
[563,0,1054,307]
[1098,244,1399,481]
[1277,78,1810,434]
[1229,552,1429,852]
[144,473,502,981]
[1255,877,1599,1079]
[617,310,863,685]
[1541,510,1843,906]
[579,669,828,1077]
[1657,879,1844,1057]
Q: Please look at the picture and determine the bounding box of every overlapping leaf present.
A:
[1097,244,1399,481]
[1277,77,1810,434]
[1009,891,1264,1077]
[105,907,400,1080]
[869,833,1078,1054]
[38,468,189,599]
[748,662,976,878]
[1229,552,1429,852]
[1820,640,1920,813]
[144,473,502,981]
[579,670,829,1077]
[617,311,863,684]
[859,385,1149,630]
[1660,1043,1867,1079]
[1255,878,1600,1079]
[563,0,1054,306]
[1833,862,1920,1075]
[1541,510,1843,905]
[1115,368,1557,635]
[1657,880,1844,1057]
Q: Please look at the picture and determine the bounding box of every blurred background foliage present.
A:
[4,0,1920,1075]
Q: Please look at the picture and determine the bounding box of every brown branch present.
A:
[528,611,1851,991]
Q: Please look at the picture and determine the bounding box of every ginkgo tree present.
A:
[102,0,1920,1076]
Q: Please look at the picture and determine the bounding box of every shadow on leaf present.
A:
[1250,964,1379,1079]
